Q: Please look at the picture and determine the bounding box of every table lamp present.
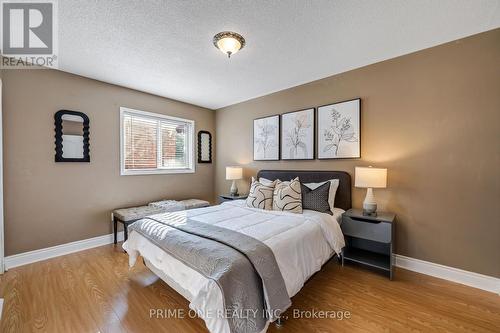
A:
[226,166,243,196]
[355,166,387,216]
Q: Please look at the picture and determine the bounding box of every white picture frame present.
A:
[253,115,279,161]
[281,108,315,160]
[317,98,361,159]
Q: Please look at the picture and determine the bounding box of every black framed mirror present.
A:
[197,130,212,163]
[54,110,90,162]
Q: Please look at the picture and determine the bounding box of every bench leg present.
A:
[124,224,128,242]
[113,218,118,244]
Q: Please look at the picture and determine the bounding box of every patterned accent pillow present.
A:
[273,177,303,213]
[303,179,339,213]
[246,178,276,210]
[301,182,332,215]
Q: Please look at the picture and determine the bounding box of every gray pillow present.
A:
[301,182,332,215]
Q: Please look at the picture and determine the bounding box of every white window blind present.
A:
[120,107,194,175]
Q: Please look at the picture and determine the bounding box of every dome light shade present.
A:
[213,31,245,58]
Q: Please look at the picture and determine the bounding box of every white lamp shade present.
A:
[355,167,387,188]
[226,166,243,180]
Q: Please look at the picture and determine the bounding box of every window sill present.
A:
[120,168,195,176]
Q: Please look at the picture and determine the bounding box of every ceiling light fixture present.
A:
[213,31,245,58]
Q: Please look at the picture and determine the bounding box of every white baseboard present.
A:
[3,234,499,295]
[4,231,124,270]
[395,254,500,294]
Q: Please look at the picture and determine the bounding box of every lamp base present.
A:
[362,209,378,217]
[229,180,239,196]
[363,188,377,216]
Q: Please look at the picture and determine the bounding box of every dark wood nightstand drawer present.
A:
[342,216,391,243]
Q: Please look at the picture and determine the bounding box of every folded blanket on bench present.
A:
[148,200,185,211]
[149,199,210,211]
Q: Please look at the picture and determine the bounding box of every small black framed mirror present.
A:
[55,110,90,162]
[197,130,212,163]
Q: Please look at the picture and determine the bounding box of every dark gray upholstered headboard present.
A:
[256,170,352,211]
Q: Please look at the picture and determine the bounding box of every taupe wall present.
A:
[215,29,500,277]
[2,69,215,256]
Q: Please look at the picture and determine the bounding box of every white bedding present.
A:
[123,200,345,333]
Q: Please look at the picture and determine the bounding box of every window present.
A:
[120,107,195,175]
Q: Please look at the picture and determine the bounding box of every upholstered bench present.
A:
[112,199,210,243]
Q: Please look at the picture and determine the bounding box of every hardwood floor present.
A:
[0,244,498,333]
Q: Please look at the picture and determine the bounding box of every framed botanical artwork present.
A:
[281,108,315,160]
[253,115,280,161]
[317,98,361,159]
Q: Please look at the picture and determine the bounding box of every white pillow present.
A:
[259,177,276,186]
[303,179,339,212]
[253,176,277,185]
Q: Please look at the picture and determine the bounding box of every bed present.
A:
[123,170,351,333]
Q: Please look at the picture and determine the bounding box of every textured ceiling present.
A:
[59,0,500,109]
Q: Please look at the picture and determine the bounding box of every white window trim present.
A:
[119,107,195,176]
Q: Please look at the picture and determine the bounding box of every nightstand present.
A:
[218,194,248,203]
[341,209,396,279]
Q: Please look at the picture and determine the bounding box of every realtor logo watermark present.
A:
[1,0,58,68]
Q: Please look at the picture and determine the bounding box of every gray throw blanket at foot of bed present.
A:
[127,212,291,333]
